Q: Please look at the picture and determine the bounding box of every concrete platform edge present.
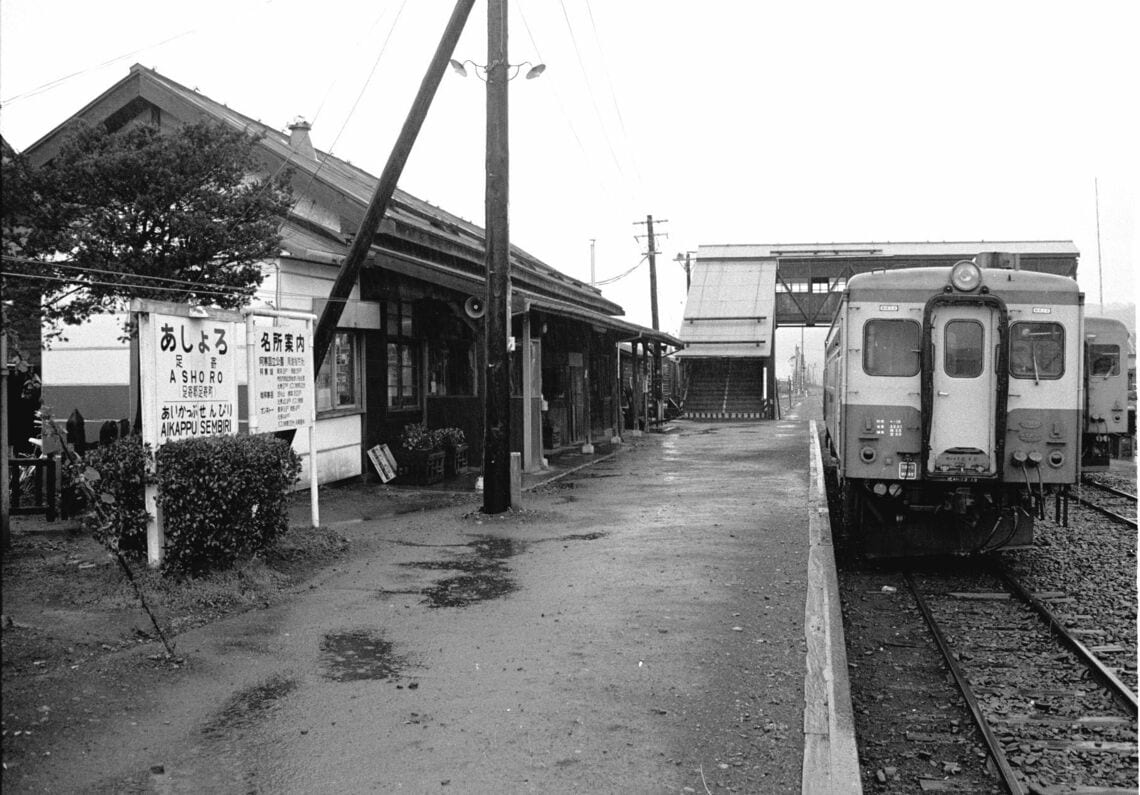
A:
[802,420,862,794]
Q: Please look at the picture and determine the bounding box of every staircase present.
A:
[682,359,768,420]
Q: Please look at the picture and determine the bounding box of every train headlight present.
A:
[860,446,877,464]
[1047,451,1065,468]
[950,260,982,292]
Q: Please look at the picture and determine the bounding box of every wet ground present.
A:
[4,409,819,793]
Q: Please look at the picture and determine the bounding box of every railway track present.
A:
[906,564,1138,794]
[1077,477,1138,528]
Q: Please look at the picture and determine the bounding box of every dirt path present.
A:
[4,419,811,793]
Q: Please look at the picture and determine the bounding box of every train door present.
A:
[927,305,999,476]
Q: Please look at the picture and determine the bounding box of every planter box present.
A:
[397,449,445,485]
[444,443,469,478]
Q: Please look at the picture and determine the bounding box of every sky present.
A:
[2,0,1137,377]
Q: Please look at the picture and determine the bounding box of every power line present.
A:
[593,254,647,286]
[581,0,642,189]
[556,0,630,186]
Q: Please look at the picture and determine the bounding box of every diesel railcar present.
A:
[823,259,1083,556]
[1082,316,1132,470]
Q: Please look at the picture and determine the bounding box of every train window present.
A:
[944,320,984,378]
[863,320,920,376]
[1009,322,1065,380]
[1088,344,1120,376]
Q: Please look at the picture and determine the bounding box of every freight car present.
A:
[823,258,1083,556]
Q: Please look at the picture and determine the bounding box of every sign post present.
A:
[135,301,241,568]
[244,310,318,528]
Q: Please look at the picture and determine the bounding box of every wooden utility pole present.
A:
[639,215,664,425]
[311,0,475,374]
[483,0,511,513]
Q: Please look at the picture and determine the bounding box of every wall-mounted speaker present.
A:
[464,296,486,319]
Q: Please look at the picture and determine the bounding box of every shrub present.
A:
[81,436,153,556]
[155,434,301,577]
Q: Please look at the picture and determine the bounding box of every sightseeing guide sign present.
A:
[249,319,314,433]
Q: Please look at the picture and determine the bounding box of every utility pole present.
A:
[634,215,666,425]
[482,0,511,513]
[589,239,596,286]
[312,0,475,374]
[674,250,693,292]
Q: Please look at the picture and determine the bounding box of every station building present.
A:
[18,65,680,486]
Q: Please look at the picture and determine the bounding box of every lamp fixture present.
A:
[188,305,210,318]
[449,58,546,82]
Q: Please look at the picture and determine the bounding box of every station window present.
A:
[387,299,420,410]
[1088,343,1120,377]
[316,332,360,412]
[1009,322,1064,380]
[944,320,984,378]
[863,319,920,376]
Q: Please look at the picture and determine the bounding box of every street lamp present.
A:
[449,59,546,81]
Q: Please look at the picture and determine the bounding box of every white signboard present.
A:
[144,312,239,444]
[250,319,314,433]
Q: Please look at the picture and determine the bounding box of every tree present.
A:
[1,120,293,342]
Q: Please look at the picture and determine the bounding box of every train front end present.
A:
[831,260,1082,556]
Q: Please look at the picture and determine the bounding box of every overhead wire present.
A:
[555,0,631,187]
[0,29,197,107]
[593,254,647,286]
[581,0,643,189]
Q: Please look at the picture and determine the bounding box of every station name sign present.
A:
[144,312,239,444]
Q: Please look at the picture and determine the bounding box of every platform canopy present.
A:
[676,258,775,358]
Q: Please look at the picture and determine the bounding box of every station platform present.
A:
[285,392,860,793]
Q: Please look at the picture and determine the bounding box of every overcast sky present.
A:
[2,1,1136,374]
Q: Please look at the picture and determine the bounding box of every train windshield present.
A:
[863,319,920,376]
[944,320,984,378]
[1009,322,1065,380]
[1088,343,1120,376]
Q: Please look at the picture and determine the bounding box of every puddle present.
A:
[202,673,298,737]
[392,534,524,609]
[320,629,405,682]
[558,532,605,542]
[421,573,518,608]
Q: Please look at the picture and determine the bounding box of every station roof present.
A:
[677,258,775,357]
[697,240,1080,260]
[20,64,624,319]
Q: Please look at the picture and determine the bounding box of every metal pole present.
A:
[1094,177,1104,312]
[483,0,511,513]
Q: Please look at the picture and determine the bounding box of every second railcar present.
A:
[823,260,1083,556]
[1082,316,1132,470]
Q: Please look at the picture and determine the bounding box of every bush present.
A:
[81,436,153,556]
[155,434,301,577]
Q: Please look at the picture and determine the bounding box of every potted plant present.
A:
[397,423,445,485]
[438,427,468,477]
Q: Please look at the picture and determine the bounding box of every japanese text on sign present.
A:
[250,320,314,432]
[149,314,239,443]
